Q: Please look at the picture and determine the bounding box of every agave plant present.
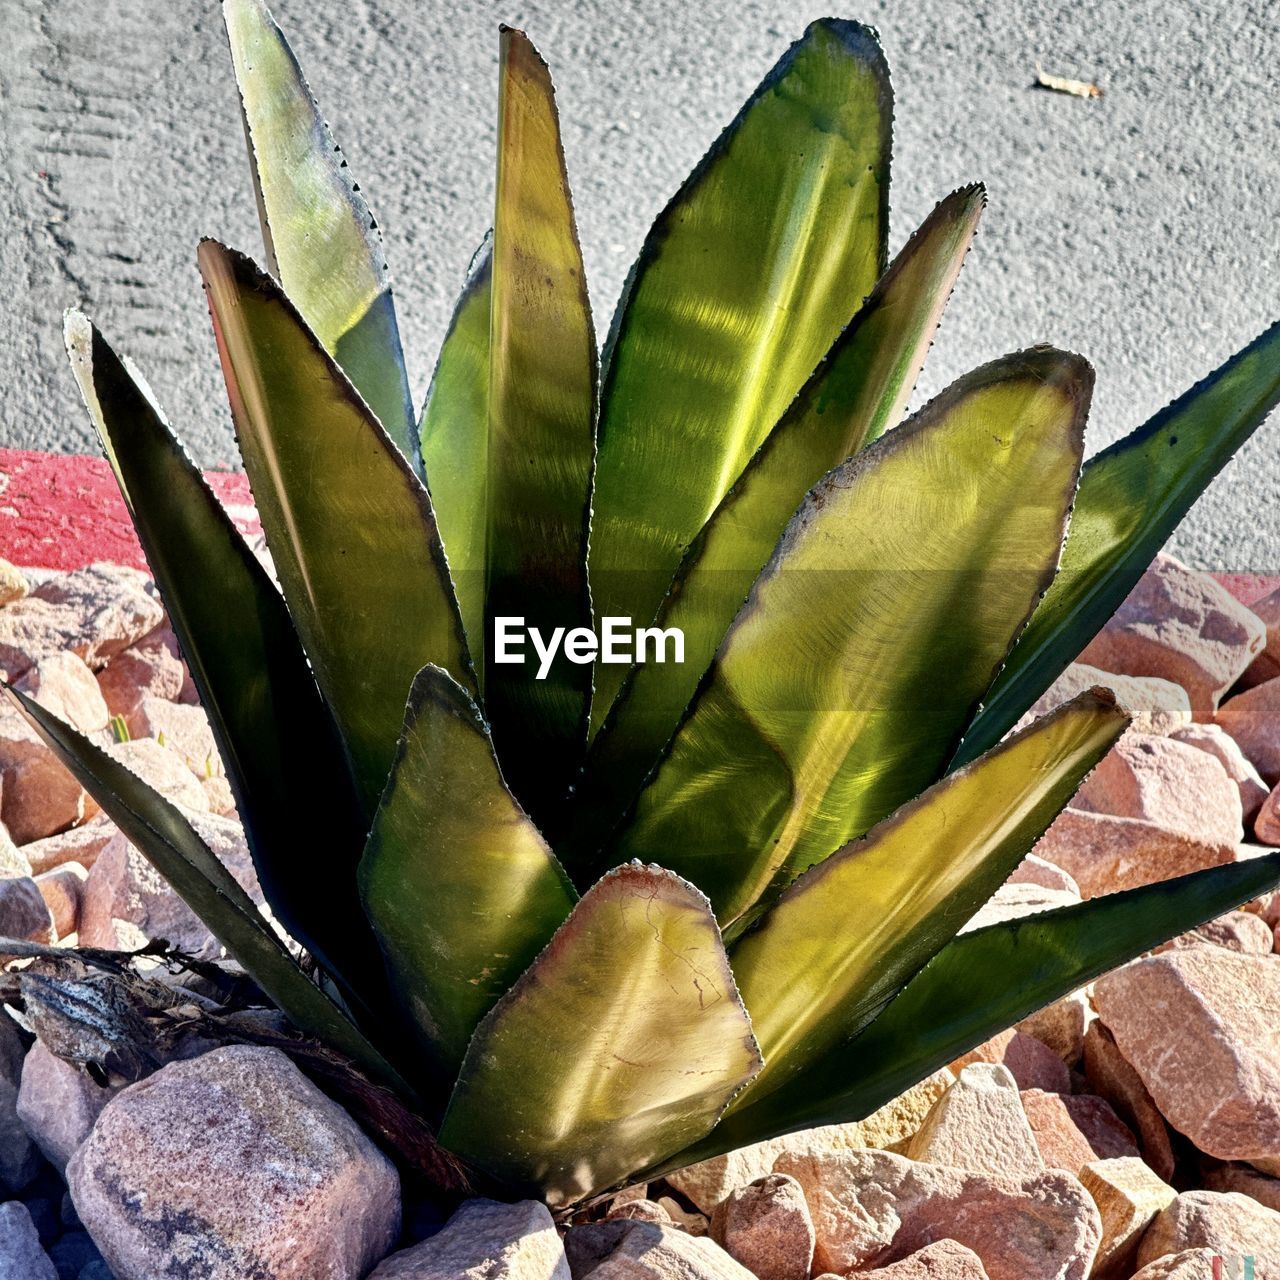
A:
[14,0,1280,1209]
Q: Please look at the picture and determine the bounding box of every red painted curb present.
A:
[0,448,260,571]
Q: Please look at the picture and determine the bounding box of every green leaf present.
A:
[4,686,409,1098]
[704,849,1280,1158]
[359,665,577,1076]
[956,317,1280,766]
[63,312,384,1013]
[612,350,1092,929]
[483,27,596,827]
[420,237,492,672]
[565,187,985,859]
[199,241,472,819]
[439,863,762,1206]
[222,0,416,462]
[588,19,892,733]
[727,690,1126,1107]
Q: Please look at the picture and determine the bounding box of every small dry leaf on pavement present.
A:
[1035,62,1104,98]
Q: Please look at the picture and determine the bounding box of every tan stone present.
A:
[652,1197,709,1236]
[907,1064,1044,1176]
[131,695,222,780]
[1078,1157,1176,1278]
[1078,552,1266,719]
[16,1040,118,1171]
[13,651,109,734]
[1242,585,1280,686]
[606,1201,672,1226]
[950,1028,1072,1093]
[20,817,115,875]
[1017,988,1092,1065]
[774,1148,1100,1280]
[105,737,210,813]
[860,1239,992,1279]
[68,1045,400,1280]
[565,1219,754,1279]
[1201,1159,1280,1213]
[0,825,31,879]
[1172,723,1270,826]
[1155,909,1275,955]
[709,1173,814,1280]
[1217,677,1280,784]
[0,560,29,606]
[34,862,87,939]
[1256,782,1280,846]
[369,1199,569,1279]
[1020,1090,1138,1173]
[202,772,238,816]
[1136,1191,1280,1270]
[1004,855,1081,897]
[1130,1250,1219,1280]
[961,882,1080,932]
[1094,950,1280,1173]
[1015,663,1191,737]
[0,875,53,942]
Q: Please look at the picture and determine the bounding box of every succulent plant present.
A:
[16,0,1280,1208]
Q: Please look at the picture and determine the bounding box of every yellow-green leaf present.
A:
[439,863,762,1206]
[359,665,576,1076]
[728,690,1126,1106]
[484,27,596,826]
[223,0,416,461]
[588,19,892,733]
[199,241,472,819]
[614,350,1092,930]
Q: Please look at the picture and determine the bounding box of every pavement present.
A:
[2,0,1278,568]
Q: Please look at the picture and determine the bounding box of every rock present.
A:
[666,1070,953,1213]
[1072,732,1243,845]
[1217,678,1280,785]
[1004,855,1081,897]
[13,653,109,734]
[1129,1250,1220,1280]
[961,883,1081,933]
[1032,808,1238,899]
[1078,552,1266,719]
[47,1230,101,1278]
[0,560,29,606]
[1081,1022,1176,1182]
[709,1173,813,1280]
[1016,663,1192,737]
[202,772,237,816]
[774,1148,1101,1280]
[67,1045,399,1280]
[79,813,257,957]
[1242,585,1280,687]
[653,1198,709,1236]
[1136,1191,1280,1269]
[1256,783,1280,846]
[369,1199,569,1279]
[859,1239,992,1278]
[0,876,53,942]
[20,820,115,876]
[0,1068,41,1195]
[1171,723,1270,826]
[1201,1160,1280,1213]
[0,710,94,844]
[1017,989,1092,1065]
[906,1064,1044,1177]
[1155,909,1275,955]
[103,739,209,814]
[1078,1157,1176,1279]
[1020,1091,1138,1173]
[951,1029,1072,1094]
[0,1019,22,1088]
[1094,949,1280,1173]
[606,1201,672,1226]
[565,1219,754,1279]
[0,1201,56,1279]
[17,1042,118,1172]
[0,829,31,880]
[129,697,222,781]
[34,864,87,939]
[96,637,186,730]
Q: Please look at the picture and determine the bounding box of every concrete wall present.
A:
[2,0,1278,567]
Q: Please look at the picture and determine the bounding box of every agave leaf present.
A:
[588,19,892,732]
[199,241,472,819]
[359,665,577,1076]
[727,690,1126,1106]
[4,687,408,1097]
[420,237,492,671]
[956,318,1280,765]
[701,849,1280,1159]
[439,863,762,1206]
[483,27,596,825]
[565,187,985,858]
[222,0,416,461]
[63,312,384,1011]
[612,350,1092,928]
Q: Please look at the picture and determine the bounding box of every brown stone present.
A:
[16,1041,118,1171]
[0,1202,56,1279]
[1256,783,1280,846]
[1004,855,1081,897]
[1201,1159,1280,1213]
[1020,1090,1138,1173]
[606,1201,672,1226]
[907,1064,1044,1176]
[1136,1191,1280,1269]
[20,818,115,876]
[951,1028,1072,1094]
[96,635,187,729]
[565,1219,754,1279]
[1073,732,1243,844]
[1078,552,1266,719]
[1032,807,1238,899]
[1172,723,1270,826]
[1078,1157,1176,1278]
[1242,585,1280,687]
[1217,677,1280,785]
[1082,1022,1177,1182]
[33,863,86,939]
[774,1148,1100,1280]
[1130,1250,1220,1280]
[1017,989,1092,1065]
[104,737,210,813]
[0,709,94,844]
[710,1173,814,1280]
[1094,950,1280,1173]
[0,560,29,606]
[0,876,53,942]
[860,1239,992,1278]
[1155,909,1275,955]
[369,1199,569,1279]
[1015,663,1192,737]
[67,1045,400,1280]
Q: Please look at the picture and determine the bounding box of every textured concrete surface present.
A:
[1,0,1278,566]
